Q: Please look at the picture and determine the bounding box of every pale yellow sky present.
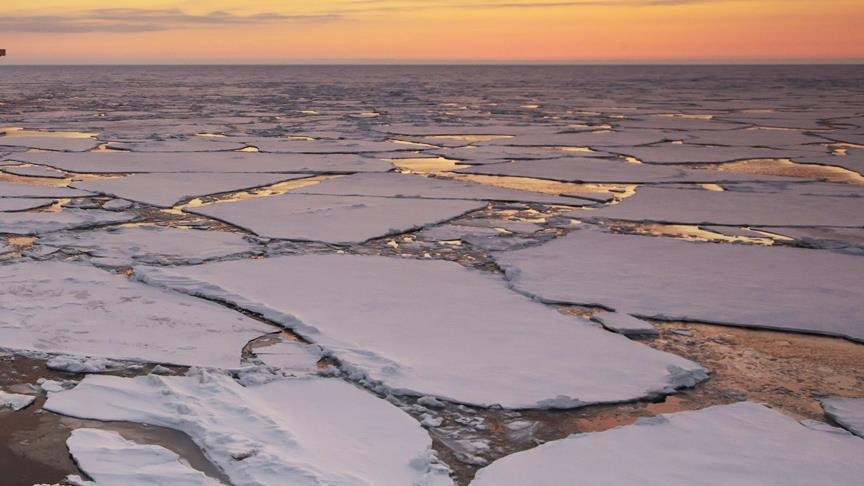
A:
[2,0,863,63]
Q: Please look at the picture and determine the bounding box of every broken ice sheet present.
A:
[66,428,223,486]
[0,197,55,212]
[0,135,100,152]
[38,226,259,266]
[591,312,658,338]
[135,254,706,409]
[0,209,136,235]
[495,228,864,341]
[604,143,812,164]
[2,165,67,179]
[471,402,864,486]
[71,172,313,208]
[187,193,485,244]
[580,185,864,227]
[0,261,272,368]
[46,373,453,486]
[10,151,393,173]
[0,180,90,198]
[0,390,36,411]
[253,339,324,373]
[292,172,587,205]
[820,397,864,438]
[456,157,799,184]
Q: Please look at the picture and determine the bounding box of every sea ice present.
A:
[187,194,485,244]
[495,228,864,341]
[0,180,90,198]
[456,157,799,183]
[46,373,453,486]
[0,136,99,152]
[108,139,247,152]
[0,390,36,411]
[820,397,864,438]
[0,197,54,212]
[38,226,259,266]
[471,402,864,486]
[10,151,393,174]
[681,128,827,147]
[66,428,223,486]
[135,254,706,408]
[0,209,136,235]
[0,261,272,368]
[253,340,324,373]
[72,173,312,208]
[46,355,121,374]
[580,185,864,227]
[2,165,67,178]
[293,172,587,204]
[604,143,807,164]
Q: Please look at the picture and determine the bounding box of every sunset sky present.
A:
[2,0,863,64]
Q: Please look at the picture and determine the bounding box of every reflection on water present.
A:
[0,127,97,138]
[624,156,642,164]
[168,175,338,214]
[700,184,725,192]
[388,139,439,148]
[236,146,260,152]
[426,135,514,142]
[441,173,630,201]
[658,113,714,120]
[387,157,468,174]
[689,158,864,185]
[544,146,595,153]
[195,133,227,138]
[610,222,775,245]
[90,143,127,152]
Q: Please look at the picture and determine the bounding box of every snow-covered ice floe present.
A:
[471,402,864,486]
[186,194,485,244]
[135,254,706,408]
[820,397,864,438]
[580,185,864,227]
[46,372,454,486]
[66,428,223,486]
[38,226,259,266]
[494,228,864,341]
[0,197,55,212]
[0,209,136,235]
[0,262,272,368]
[0,390,36,411]
[71,173,313,208]
[10,151,393,173]
[0,135,100,152]
[0,180,90,198]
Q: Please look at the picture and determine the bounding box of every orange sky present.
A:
[2,0,863,63]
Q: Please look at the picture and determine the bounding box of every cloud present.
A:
[0,8,340,33]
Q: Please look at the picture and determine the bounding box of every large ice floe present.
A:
[580,184,864,227]
[0,135,100,152]
[71,173,313,208]
[0,180,91,198]
[602,143,811,164]
[46,372,454,486]
[66,428,223,486]
[455,157,800,183]
[135,254,706,408]
[0,261,272,367]
[0,197,55,212]
[0,209,136,235]
[291,172,590,205]
[38,226,259,266]
[471,402,864,486]
[820,397,864,438]
[9,151,393,173]
[495,228,864,341]
[186,194,485,244]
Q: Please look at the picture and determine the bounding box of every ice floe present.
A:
[135,254,706,408]
[580,185,864,227]
[0,181,90,198]
[0,261,272,368]
[0,209,136,235]
[10,152,393,174]
[0,197,55,212]
[605,143,810,164]
[471,402,864,486]
[591,312,659,338]
[38,226,259,266]
[187,194,485,244]
[820,397,864,438]
[0,136,99,152]
[46,372,453,486]
[2,165,67,178]
[0,390,36,411]
[456,157,799,183]
[292,172,586,205]
[66,428,223,486]
[495,228,864,341]
[46,355,121,374]
[71,173,312,208]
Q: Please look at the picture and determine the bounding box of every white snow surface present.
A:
[0,390,36,411]
[46,355,120,373]
[187,194,485,244]
[580,185,864,227]
[495,228,864,341]
[471,402,864,486]
[72,173,312,208]
[254,340,324,373]
[293,172,587,205]
[10,151,393,173]
[135,254,706,408]
[39,226,258,266]
[46,372,454,486]
[820,397,864,438]
[0,209,136,235]
[0,261,272,368]
[66,428,223,486]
